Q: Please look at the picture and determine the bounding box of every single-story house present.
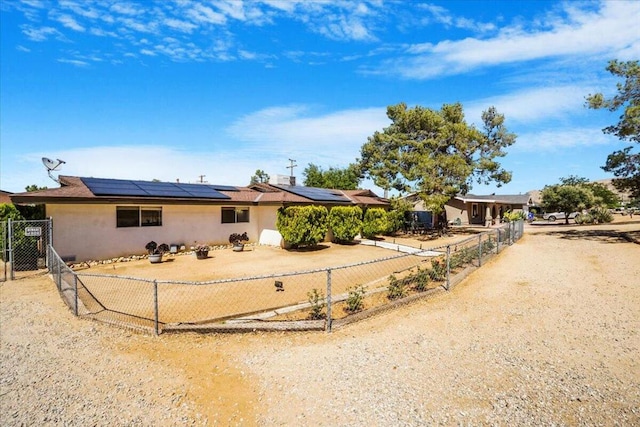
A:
[9,176,388,262]
[406,193,534,227]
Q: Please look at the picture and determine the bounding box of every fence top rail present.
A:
[64,223,522,287]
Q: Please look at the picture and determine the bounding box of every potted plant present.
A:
[229,232,249,252]
[145,241,169,264]
[193,244,210,259]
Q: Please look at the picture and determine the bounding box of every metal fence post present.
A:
[154,280,159,336]
[73,274,79,316]
[496,229,500,254]
[8,218,13,280]
[326,269,332,332]
[446,245,451,291]
[478,234,482,267]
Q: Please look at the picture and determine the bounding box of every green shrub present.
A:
[361,208,388,239]
[328,206,363,243]
[412,268,430,292]
[344,284,366,313]
[307,288,326,320]
[502,210,526,222]
[590,207,613,224]
[276,205,329,248]
[429,257,446,281]
[482,237,495,253]
[387,274,409,300]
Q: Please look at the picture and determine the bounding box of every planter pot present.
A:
[232,243,244,252]
[195,250,209,259]
[149,254,163,264]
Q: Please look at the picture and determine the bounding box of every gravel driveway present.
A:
[1,219,639,426]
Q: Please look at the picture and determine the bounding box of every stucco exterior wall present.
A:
[47,203,264,261]
[444,198,469,225]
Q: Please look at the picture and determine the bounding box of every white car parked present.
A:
[543,211,580,221]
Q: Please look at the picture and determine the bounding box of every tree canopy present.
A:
[586,60,640,199]
[559,175,619,208]
[359,102,515,212]
[302,163,361,190]
[249,169,270,185]
[541,183,595,225]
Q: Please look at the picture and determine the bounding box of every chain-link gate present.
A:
[2,219,52,281]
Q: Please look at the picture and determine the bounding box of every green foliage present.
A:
[560,175,620,208]
[249,169,270,185]
[276,205,329,248]
[586,60,640,199]
[303,163,362,190]
[541,184,595,224]
[359,102,515,213]
[0,204,24,222]
[482,237,495,253]
[328,206,362,243]
[361,208,388,238]
[412,268,430,292]
[307,288,326,320]
[502,210,526,222]
[386,197,413,234]
[429,257,446,281]
[344,284,366,313]
[387,274,409,300]
[590,207,614,224]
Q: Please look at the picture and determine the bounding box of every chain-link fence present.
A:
[1,219,52,281]
[47,221,524,335]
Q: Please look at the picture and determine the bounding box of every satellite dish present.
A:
[42,157,66,183]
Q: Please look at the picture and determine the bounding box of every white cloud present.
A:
[464,84,590,125]
[514,127,616,152]
[21,25,62,41]
[227,105,390,164]
[383,1,640,79]
[57,58,89,67]
[55,14,86,32]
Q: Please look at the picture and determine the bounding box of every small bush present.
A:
[276,205,329,248]
[387,274,408,300]
[412,268,430,292]
[430,258,447,280]
[328,206,363,243]
[344,284,366,313]
[361,208,388,239]
[307,288,326,320]
[590,207,614,224]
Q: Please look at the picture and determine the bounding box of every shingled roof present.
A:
[10,176,388,208]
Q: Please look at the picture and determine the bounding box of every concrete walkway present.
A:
[359,239,442,257]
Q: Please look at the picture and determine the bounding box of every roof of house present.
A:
[0,190,13,205]
[9,176,388,207]
[456,194,533,205]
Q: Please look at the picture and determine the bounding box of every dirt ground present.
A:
[1,216,639,425]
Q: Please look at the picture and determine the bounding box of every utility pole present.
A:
[286,159,297,186]
[197,175,206,183]
[286,159,297,177]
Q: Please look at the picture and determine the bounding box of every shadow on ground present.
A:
[540,228,639,245]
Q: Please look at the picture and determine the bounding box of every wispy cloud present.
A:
[374,1,640,79]
[21,25,63,41]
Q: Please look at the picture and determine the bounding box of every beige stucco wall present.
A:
[47,203,268,261]
[444,198,469,225]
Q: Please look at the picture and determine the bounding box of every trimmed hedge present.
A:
[276,205,329,248]
[329,206,363,243]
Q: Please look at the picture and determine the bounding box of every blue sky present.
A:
[1,0,639,196]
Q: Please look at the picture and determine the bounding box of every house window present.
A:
[471,203,478,218]
[117,206,162,227]
[221,207,250,224]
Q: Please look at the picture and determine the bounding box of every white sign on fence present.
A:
[25,227,42,237]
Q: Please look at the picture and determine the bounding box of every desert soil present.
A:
[1,216,639,426]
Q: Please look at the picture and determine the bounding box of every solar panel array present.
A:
[81,177,233,199]
[272,184,351,202]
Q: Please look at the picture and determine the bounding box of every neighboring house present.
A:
[9,176,388,262]
[406,193,533,227]
[0,190,13,205]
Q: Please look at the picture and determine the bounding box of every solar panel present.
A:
[272,184,351,202]
[81,178,230,199]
